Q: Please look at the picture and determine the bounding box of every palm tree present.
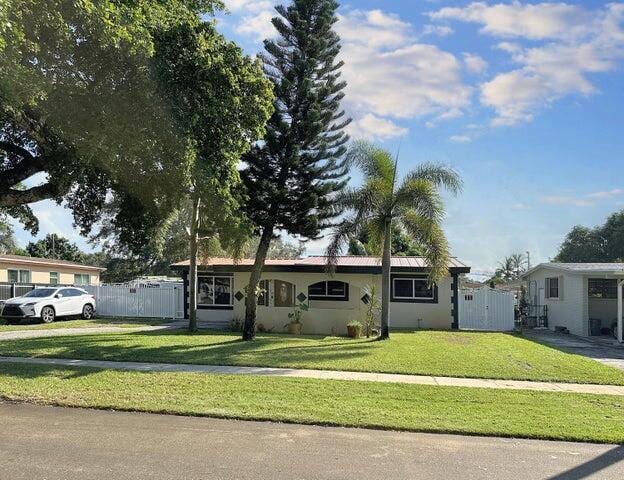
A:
[326,141,462,340]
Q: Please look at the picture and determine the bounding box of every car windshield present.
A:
[22,288,57,298]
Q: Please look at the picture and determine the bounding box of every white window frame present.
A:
[8,269,31,283]
[49,271,59,285]
[197,276,233,307]
[392,277,435,300]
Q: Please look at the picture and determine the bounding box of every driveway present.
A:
[525,330,624,371]
[0,402,622,480]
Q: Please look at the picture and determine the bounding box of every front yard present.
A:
[1,329,623,385]
[0,362,623,443]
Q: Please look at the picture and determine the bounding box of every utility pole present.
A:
[526,251,531,270]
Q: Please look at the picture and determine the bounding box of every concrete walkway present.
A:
[2,355,624,396]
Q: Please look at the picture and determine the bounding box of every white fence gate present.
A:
[459,287,515,331]
[83,285,185,319]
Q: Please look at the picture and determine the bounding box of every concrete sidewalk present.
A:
[2,355,623,396]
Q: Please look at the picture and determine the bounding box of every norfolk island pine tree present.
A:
[240,0,351,341]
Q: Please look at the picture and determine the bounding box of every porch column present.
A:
[618,279,623,344]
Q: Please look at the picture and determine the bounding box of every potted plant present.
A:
[286,303,308,335]
[347,320,362,339]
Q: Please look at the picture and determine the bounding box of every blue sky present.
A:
[10,1,624,278]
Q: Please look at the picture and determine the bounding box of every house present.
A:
[170,256,471,335]
[0,254,104,286]
[522,263,623,343]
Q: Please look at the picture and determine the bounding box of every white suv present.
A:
[1,287,96,324]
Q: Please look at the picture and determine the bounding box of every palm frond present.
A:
[400,209,450,284]
[346,140,396,186]
[393,178,445,222]
[401,163,463,196]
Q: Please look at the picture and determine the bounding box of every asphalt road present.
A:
[0,402,622,480]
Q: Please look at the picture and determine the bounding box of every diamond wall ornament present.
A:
[234,291,244,302]
[361,294,370,305]
[296,292,307,303]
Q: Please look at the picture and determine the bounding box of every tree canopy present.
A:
[0,0,222,250]
[555,210,624,262]
[348,225,423,257]
[26,234,84,262]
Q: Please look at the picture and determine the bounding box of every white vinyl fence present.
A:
[82,285,185,319]
[459,287,515,331]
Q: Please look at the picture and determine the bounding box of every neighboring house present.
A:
[171,256,470,335]
[0,254,104,286]
[522,263,624,342]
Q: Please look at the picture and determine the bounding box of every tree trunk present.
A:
[380,218,392,340]
[242,225,273,341]
[188,195,201,332]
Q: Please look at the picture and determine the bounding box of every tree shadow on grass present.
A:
[0,329,381,369]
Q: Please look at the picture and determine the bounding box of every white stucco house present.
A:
[522,263,624,343]
[171,256,471,335]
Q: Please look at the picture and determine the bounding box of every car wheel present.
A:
[82,304,94,320]
[40,306,55,324]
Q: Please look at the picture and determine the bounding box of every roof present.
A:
[170,256,471,274]
[0,254,105,272]
[523,262,624,278]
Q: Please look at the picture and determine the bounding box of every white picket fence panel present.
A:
[82,285,184,319]
[459,287,515,331]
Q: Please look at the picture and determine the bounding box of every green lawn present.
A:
[0,317,173,332]
[0,362,622,443]
[1,329,623,385]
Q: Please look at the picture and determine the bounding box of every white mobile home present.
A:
[171,256,471,335]
[522,263,624,342]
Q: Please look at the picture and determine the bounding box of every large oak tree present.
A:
[0,0,221,249]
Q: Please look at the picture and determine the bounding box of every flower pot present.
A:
[347,324,362,339]
[288,322,302,335]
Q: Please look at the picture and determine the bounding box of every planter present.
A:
[347,324,362,339]
[288,322,302,335]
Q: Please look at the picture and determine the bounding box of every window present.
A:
[308,281,349,301]
[49,272,59,285]
[546,277,559,299]
[588,279,617,299]
[391,276,436,303]
[74,274,90,285]
[8,269,30,283]
[258,280,296,307]
[197,276,233,307]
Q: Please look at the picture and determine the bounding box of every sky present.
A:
[9,0,624,279]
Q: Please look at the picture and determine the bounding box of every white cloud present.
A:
[421,24,454,37]
[586,189,624,199]
[337,10,412,49]
[224,0,273,13]
[234,10,276,41]
[429,1,594,41]
[347,114,408,140]
[449,135,473,144]
[462,52,488,74]
[541,188,624,207]
[337,10,471,123]
[430,2,624,126]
